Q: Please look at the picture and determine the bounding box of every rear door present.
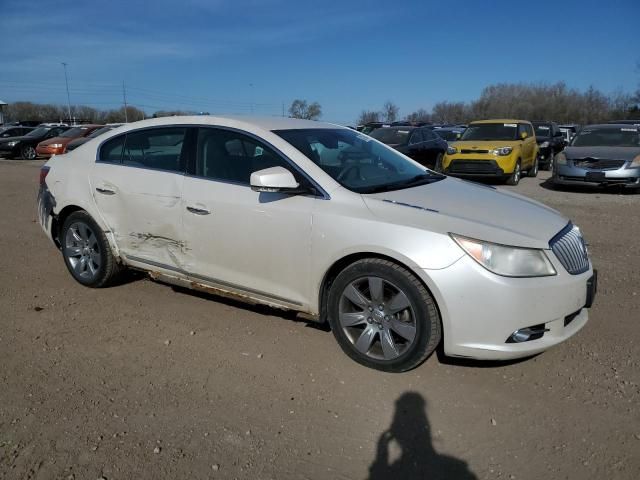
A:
[89,127,192,269]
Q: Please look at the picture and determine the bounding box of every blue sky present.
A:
[1,0,638,124]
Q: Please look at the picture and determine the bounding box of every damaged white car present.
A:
[38,116,596,372]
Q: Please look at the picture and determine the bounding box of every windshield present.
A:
[27,127,49,137]
[571,127,640,147]
[534,124,551,138]
[273,128,444,194]
[88,126,112,138]
[461,123,519,141]
[434,130,462,141]
[60,127,90,138]
[369,128,411,145]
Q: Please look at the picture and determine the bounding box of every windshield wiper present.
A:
[359,173,444,194]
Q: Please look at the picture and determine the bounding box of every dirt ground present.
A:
[0,158,638,480]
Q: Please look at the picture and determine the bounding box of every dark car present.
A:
[0,126,34,138]
[553,124,640,190]
[0,126,70,159]
[370,126,448,168]
[358,122,391,134]
[532,121,566,170]
[66,124,123,152]
[607,120,640,126]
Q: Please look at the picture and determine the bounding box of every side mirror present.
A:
[520,132,528,140]
[250,166,300,193]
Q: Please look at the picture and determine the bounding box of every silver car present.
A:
[553,124,640,190]
[38,116,596,372]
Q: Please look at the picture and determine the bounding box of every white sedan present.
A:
[37,116,596,372]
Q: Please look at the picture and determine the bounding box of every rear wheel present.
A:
[61,211,122,287]
[506,160,521,185]
[20,145,36,160]
[327,258,441,372]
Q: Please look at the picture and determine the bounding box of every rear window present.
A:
[99,135,125,163]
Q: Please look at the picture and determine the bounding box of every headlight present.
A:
[555,152,567,165]
[451,234,557,277]
[540,141,549,148]
[491,146,513,156]
[447,146,457,155]
[626,154,640,169]
[7,141,19,147]
[50,143,63,148]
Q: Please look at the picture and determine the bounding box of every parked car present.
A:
[607,120,640,126]
[553,123,640,190]
[37,116,596,372]
[559,124,580,144]
[369,126,448,169]
[0,125,70,159]
[442,119,539,185]
[531,121,566,170]
[359,122,390,134]
[36,124,103,158]
[66,124,123,152]
[0,126,34,138]
[433,127,465,143]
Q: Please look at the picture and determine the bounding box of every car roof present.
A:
[105,116,341,133]
[470,119,530,125]
[583,123,639,129]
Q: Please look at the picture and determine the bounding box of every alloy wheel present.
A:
[338,276,417,360]
[64,221,101,280]
[21,146,36,160]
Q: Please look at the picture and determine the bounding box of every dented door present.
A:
[90,163,186,267]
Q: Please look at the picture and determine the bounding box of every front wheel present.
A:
[20,145,37,160]
[528,155,539,177]
[327,258,441,372]
[61,211,122,287]
[506,160,521,185]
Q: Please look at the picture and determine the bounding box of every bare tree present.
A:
[357,110,381,125]
[288,99,322,120]
[405,108,431,123]
[382,101,399,123]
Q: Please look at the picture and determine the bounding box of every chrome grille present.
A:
[550,224,590,275]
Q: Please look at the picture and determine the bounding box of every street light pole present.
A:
[61,62,72,124]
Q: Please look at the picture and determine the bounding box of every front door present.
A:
[89,127,190,269]
[180,127,315,308]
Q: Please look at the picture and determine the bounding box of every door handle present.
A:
[186,206,210,215]
[96,187,116,195]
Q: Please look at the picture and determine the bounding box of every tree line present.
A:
[358,82,639,126]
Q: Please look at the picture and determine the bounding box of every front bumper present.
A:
[0,143,20,155]
[36,146,64,158]
[420,253,594,360]
[554,164,640,188]
[443,154,517,177]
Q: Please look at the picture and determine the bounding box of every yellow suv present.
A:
[441,119,539,185]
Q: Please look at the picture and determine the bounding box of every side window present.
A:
[123,127,187,172]
[527,124,534,137]
[422,129,435,140]
[99,135,125,163]
[196,128,290,185]
[409,130,423,144]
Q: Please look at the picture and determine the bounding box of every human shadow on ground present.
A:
[368,392,477,480]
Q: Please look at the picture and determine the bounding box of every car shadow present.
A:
[166,283,332,329]
[368,392,477,480]
[434,343,537,368]
[539,176,637,194]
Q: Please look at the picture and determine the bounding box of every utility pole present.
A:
[249,83,254,114]
[282,102,285,117]
[61,62,72,124]
[122,81,128,123]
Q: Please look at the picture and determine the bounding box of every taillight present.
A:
[39,166,50,186]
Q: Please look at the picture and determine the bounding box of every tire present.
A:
[547,153,555,173]
[20,145,37,160]
[61,211,122,287]
[506,159,521,186]
[327,258,441,372]
[528,155,539,177]
[434,153,444,172]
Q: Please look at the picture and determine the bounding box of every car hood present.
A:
[564,146,640,161]
[363,177,568,249]
[450,140,518,149]
[0,134,33,144]
[535,136,551,143]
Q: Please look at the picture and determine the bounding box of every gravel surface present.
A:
[0,159,638,479]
